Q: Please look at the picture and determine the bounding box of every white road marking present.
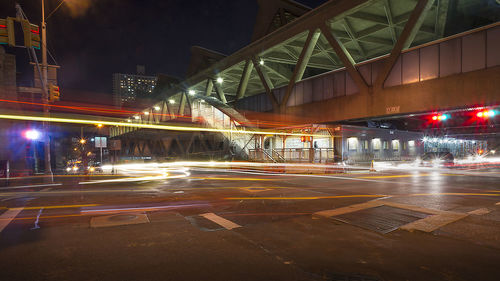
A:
[199,213,241,230]
[468,208,491,215]
[0,183,62,191]
[0,207,24,233]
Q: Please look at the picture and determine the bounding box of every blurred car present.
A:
[419,152,454,167]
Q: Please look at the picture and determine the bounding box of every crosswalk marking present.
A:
[199,213,241,230]
[0,207,24,233]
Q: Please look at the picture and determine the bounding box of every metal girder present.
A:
[178,92,187,116]
[264,54,336,70]
[262,62,293,82]
[252,57,279,110]
[281,29,321,109]
[212,78,227,103]
[320,23,368,92]
[374,0,436,90]
[383,0,398,44]
[205,79,213,96]
[341,18,366,59]
[236,60,254,100]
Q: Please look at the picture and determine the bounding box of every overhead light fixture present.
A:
[154,106,161,111]
[216,77,223,84]
[169,99,175,104]
[188,90,196,96]
[134,115,140,120]
[144,111,150,116]
[259,59,264,65]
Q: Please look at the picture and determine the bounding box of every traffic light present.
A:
[0,19,8,45]
[27,22,40,49]
[0,17,40,48]
[49,83,60,102]
[431,114,449,121]
[476,110,496,118]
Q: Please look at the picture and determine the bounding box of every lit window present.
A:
[347,137,358,151]
[392,140,400,150]
[372,138,381,150]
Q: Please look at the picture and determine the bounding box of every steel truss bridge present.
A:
[110,0,500,160]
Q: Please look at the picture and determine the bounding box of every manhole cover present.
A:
[108,214,138,221]
[333,205,430,234]
[90,213,150,228]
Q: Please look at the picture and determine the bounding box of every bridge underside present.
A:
[282,66,500,123]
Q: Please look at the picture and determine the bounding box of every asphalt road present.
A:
[0,167,499,281]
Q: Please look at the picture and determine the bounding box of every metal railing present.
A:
[249,148,336,163]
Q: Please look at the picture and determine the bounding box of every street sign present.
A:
[95,137,107,148]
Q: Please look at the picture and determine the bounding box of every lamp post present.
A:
[40,0,53,180]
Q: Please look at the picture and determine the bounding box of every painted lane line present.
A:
[0,207,24,233]
[0,183,62,191]
[225,195,387,200]
[18,204,100,210]
[467,208,491,215]
[400,213,468,233]
[199,213,241,230]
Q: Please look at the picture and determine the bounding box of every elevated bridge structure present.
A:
[110,0,500,161]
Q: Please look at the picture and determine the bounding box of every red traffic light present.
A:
[477,110,496,118]
[431,114,449,121]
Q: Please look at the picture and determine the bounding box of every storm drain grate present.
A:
[333,205,430,234]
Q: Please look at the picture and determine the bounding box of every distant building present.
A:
[112,65,157,108]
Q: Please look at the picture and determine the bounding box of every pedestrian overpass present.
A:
[110,0,500,161]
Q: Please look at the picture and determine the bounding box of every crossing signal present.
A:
[49,83,60,102]
[300,136,312,142]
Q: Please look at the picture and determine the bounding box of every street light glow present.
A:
[154,106,161,111]
[24,129,40,140]
[96,123,103,128]
[259,59,264,65]
[144,111,150,116]
[80,139,86,144]
[216,77,223,84]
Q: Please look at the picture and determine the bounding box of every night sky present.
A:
[0,0,328,94]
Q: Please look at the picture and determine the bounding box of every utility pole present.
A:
[41,0,53,180]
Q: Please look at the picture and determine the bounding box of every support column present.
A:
[281,29,321,110]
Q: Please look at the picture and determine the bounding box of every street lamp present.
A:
[24,129,41,140]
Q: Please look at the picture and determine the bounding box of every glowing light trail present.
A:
[0,114,327,137]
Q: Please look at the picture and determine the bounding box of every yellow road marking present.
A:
[408,193,500,197]
[228,192,500,200]
[225,195,387,200]
[17,204,99,210]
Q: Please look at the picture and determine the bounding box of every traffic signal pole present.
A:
[41,0,53,180]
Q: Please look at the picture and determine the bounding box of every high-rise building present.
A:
[112,66,156,108]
